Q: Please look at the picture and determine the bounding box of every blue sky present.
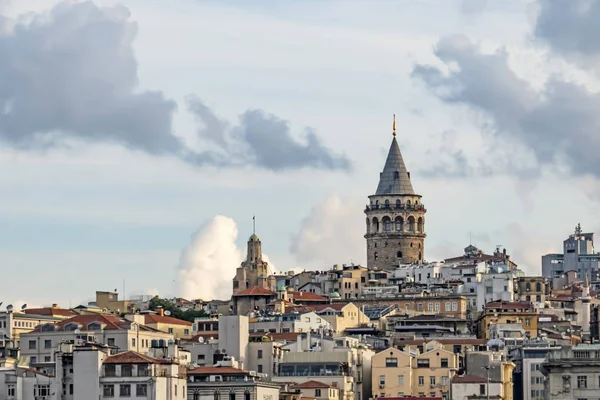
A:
[1,0,599,306]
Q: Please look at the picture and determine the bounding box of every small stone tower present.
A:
[582,274,591,337]
[364,116,426,270]
[232,233,274,295]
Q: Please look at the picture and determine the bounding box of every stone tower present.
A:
[364,116,426,270]
[232,233,275,295]
[582,274,591,337]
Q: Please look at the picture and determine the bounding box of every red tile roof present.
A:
[185,331,219,342]
[233,286,277,297]
[24,307,76,317]
[292,380,335,389]
[291,291,328,302]
[32,314,159,332]
[452,374,492,384]
[395,338,487,346]
[104,350,173,364]
[188,366,248,375]
[284,302,351,314]
[144,314,192,326]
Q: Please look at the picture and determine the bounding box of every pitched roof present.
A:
[375,136,415,195]
[452,374,491,384]
[188,366,248,375]
[23,307,76,318]
[104,350,173,364]
[32,314,156,332]
[292,380,335,389]
[233,286,277,297]
[291,291,328,302]
[394,338,486,345]
[144,314,192,326]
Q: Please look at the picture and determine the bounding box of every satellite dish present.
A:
[0,302,3,308]
[6,304,13,311]
[164,310,171,316]
[198,337,205,343]
[74,329,81,334]
[21,304,27,310]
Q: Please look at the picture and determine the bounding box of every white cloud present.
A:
[290,194,365,267]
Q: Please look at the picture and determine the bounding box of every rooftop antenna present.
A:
[392,114,396,137]
[253,215,256,235]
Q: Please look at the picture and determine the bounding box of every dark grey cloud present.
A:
[412,35,600,179]
[535,0,600,59]
[187,96,351,171]
[0,2,350,172]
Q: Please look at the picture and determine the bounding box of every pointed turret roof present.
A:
[375,136,415,195]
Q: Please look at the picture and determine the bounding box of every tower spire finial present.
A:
[392,114,396,137]
[253,215,256,235]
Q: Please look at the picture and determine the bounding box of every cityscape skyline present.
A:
[1,0,599,307]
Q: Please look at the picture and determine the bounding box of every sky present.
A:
[2,0,600,307]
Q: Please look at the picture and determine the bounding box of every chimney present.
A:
[157,307,164,316]
[52,304,58,309]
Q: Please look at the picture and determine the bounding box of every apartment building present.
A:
[542,343,600,400]
[508,340,561,400]
[372,341,459,399]
[188,364,280,400]
[515,277,548,307]
[291,380,340,400]
[143,310,193,338]
[0,311,64,345]
[20,314,173,365]
[476,302,538,339]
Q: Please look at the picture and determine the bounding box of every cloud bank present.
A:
[290,194,365,267]
[0,2,351,172]
[412,34,600,179]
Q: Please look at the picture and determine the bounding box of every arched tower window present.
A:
[374,252,379,260]
[384,199,390,208]
[526,283,531,292]
[407,200,411,207]
[375,200,379,208]
[408,216,416,232]
[396,199,401,208]
[366,218,371,234]
[395,217,403,231]
[372,217,379,232]
[417,217,423,232]
[418,252,422,260]
[397,251,403,258]
[536,282,541,292]
[382,216,391,231]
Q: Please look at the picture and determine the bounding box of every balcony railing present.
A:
[365,204,426,212]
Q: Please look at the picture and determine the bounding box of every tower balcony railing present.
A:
[365,204,426,212]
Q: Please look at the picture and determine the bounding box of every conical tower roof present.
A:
[375,136,415,195]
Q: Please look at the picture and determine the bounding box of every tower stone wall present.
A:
[365,123,426,270]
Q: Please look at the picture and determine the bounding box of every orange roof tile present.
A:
[452,374,492,384]
[292,380,335,389]
[104,350,173,364]
[233,286,277,297]
[291,292,328,302]
[24,307,76,317]
[144,314,192,326]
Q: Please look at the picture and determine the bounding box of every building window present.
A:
[417,359,430,368]
[430,376,436,385]
[398,375,404,385]
[30,357,37,364]
[120,384,131,397]
[418,376,424,386]
[136,384,147,396]
[103,385,115,397]
[577,375,587,388]
[28,340,36,350]
[44,339,52,349]
[452,302,458,311]
[132,338,136,347]
[427,303,433,312]
[214,391,220,400]
[480,385,486,395]
[441,358,449,368]
[417,304,423,312]
[105,365,116,377]
[486,286,493,294]
[445,303,451,312]
[69,384,73,395]
[441,376,448,386]
[175,385,178,396]
[258,364,263,373]
[526,283,531,292]
[184,329,190,335]
[121,364,132,377]
[107,338,115,346]
[34,385,50,397]
[230,393,236,400]
[168,328,174,334]
[536,282,542,292]
[386,357,398,367]
[434,303,440,312]
[525,318,531,326]
[385,220,391,231]
[379,375,385,385]
[7,385,15,396]
[44,356,51,362]
[258,350,263,359]
[244,392,250,400]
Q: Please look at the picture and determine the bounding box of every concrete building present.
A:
[515,277,548,307]
[249,311,332,334]
[0,310,64,345]
[372,341,458,399]
[476,302,538,339]
[94,291,136,314]
[451,374,503,400]
[218,316,249,369]
[187,364,280,400]
[476,270,521,312]
[0,364,55,400]
[291,380,340,400]
[508,340,561,400]
[542,343,600,399]
[19,314,173,365]
[542,224,600,280]
[364,118,426,269]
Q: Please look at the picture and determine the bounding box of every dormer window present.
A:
[41,323,56,332]
[87,322,102,331]
[64,322,79,331]
[394,171,399,179]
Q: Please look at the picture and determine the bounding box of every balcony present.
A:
[365,204,426,212]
